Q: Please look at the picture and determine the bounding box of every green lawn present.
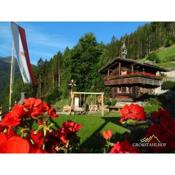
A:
[53,112,130,153]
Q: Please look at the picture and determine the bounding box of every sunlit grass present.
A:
[54,112,130,152]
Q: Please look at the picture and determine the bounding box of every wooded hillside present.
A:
[1,22,175,106]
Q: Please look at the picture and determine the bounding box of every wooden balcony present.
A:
[104,75,161,87]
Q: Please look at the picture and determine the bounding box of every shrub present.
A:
[164,36,175,47]
[111,99,117,106]
[161,80,175,90]
[54,98,70,111]
[147,52,160,63]
[104,97,111,106]
[45,88,62,104]
[144,98,162,116]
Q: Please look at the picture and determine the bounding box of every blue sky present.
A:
[0,22,147,65]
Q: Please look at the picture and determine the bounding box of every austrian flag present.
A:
[10,22,36,86]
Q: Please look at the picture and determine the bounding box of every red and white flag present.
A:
[10,22,36,86]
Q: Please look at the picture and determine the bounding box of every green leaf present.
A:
[13,127,22,136]
[125,119,146,125]
[32,121,38,130]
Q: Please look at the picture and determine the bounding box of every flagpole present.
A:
[9,43,15,110]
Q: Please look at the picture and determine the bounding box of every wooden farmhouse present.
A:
[99,57,167,101]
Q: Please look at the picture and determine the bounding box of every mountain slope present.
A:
[0,56,20,99]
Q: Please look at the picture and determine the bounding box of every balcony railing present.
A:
[104,74,162,86]
[104,72,163,81]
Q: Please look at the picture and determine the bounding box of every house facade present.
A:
[99,57,167,100]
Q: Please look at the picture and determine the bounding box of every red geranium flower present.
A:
[0,133,7,150]
[30,106,45,118]
[11,104,26,118]
[102,130,112,140]
[23,98,58,119]
[53,128,71,145]
[0,97,80,153]
[43,102,50,111]
[119,104,146,122]
[6,127,16,138]
[151,109,171,123]
[37,119,43,125]
[23,98,42,110]
[145,109,175,152]
[44,130,68,151]
[30,148,46,153]
[60,134,69,145]
[23,98,47,118]
[110,140,138,153]
[0,135,30,153]
[0,112,21,127]
[62,120,81,134]
[47,107,58,119]
[49,121,81,146]
[30,145,46,153]
[30,130,44,148]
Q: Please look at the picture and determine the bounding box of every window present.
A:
[121,87,126,93]
[121,70,127,75]
[126,87,129,93]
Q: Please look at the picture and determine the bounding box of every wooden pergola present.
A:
[70,91,104,116]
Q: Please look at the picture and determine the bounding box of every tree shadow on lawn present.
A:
[79,116,150,153]
[78,117,130,153]
[52,115,147,153]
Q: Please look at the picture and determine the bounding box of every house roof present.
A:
[98,57,168,73]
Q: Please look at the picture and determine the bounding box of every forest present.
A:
[1,22,175,106]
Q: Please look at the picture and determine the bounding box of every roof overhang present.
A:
[98,57,168,73]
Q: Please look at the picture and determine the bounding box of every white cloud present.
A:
[24,24,73,50]
[0,22,74,63]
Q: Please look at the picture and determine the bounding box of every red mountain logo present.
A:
[140,134,161,143]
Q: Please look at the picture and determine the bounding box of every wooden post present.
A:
[142,68,145,73]
[119,62,121,75]
[101,93,104,116]
[131,64,134,94]
[131,64,134,73]
[70,89,73,111]
[130,64,134,94]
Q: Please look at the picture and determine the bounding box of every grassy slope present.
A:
[157,45,175,61]
[54,112,130,152]
[156,44,175,68]
[145,44,175,68]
